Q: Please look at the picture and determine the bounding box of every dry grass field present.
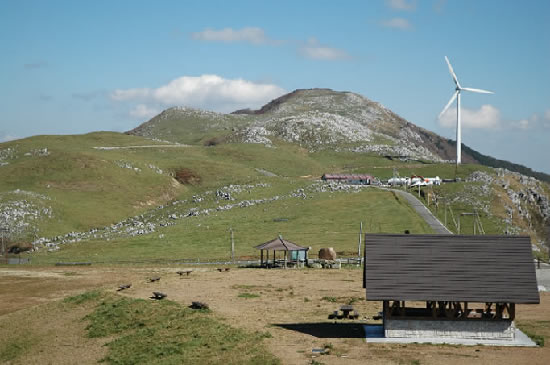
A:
[0,266,548,364]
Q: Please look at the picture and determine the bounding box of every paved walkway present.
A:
[388,188,452,234]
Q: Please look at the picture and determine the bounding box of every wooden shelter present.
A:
[255,236,309,268]
[363,234,539,340]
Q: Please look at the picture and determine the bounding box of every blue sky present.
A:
[1,0,549,173]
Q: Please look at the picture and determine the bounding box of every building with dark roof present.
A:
[363,234,539,340]
[321,174,374,185]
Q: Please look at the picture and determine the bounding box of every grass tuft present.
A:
[63,290,102,305]
[0,336,28,362]
[238,292,260,299]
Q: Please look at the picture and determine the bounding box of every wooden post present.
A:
[260,250,264,267]
[445,202,447,228]
[284,250,287,269]
[383,300,390,319]
[358,222,363,258]
[230,227,235,263]
[427,190,430,207]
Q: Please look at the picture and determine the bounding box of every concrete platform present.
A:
[364,325,537,347]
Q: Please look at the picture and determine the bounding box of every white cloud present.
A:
[298,38,351,61]
[381,17,413,30]
[111,74,286,113]
[129,104,160,119]
[439,104,501,129]
[386,0,416,11]
[191,27,272,45]
[507,112,550,130]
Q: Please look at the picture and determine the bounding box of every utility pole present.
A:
[358,222,363,258]
[230,227,235,263]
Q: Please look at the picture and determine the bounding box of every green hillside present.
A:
[1,89,548,263]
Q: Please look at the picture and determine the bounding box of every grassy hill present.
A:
[1,89,548,262]
[1,130,488,262]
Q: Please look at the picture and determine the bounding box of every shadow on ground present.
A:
[274,322,366,338]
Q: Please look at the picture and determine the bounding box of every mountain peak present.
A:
[231,88,375,116]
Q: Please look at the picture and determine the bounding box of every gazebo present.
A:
[255,236,309,268]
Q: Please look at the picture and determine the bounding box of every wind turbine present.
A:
[439,56,493,165]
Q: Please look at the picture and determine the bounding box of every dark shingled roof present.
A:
[255,237,308,251]
[364,234,539,304]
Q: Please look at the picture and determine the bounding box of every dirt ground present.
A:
[0,265,548,365]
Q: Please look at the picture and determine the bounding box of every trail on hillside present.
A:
[387,188,452,234]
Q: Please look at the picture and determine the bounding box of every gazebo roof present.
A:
[255,237,308,251]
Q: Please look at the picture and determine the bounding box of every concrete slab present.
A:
[364,325,537,347]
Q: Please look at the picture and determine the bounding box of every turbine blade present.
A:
[461,87,494,94]
[445,56,461,88]
[438,91,458,119]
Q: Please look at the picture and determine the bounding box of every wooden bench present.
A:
[117,283,132,291]
[176,270,193,277]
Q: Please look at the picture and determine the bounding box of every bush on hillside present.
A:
[174,168,202,185]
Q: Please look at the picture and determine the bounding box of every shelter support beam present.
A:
[383,300,516,320]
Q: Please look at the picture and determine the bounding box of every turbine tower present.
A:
[439,56,493,165]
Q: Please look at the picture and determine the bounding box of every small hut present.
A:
[255,236,309,268]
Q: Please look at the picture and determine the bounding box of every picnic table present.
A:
[328,305,360,320]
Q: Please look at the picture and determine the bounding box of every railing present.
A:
[0,257,31,264]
